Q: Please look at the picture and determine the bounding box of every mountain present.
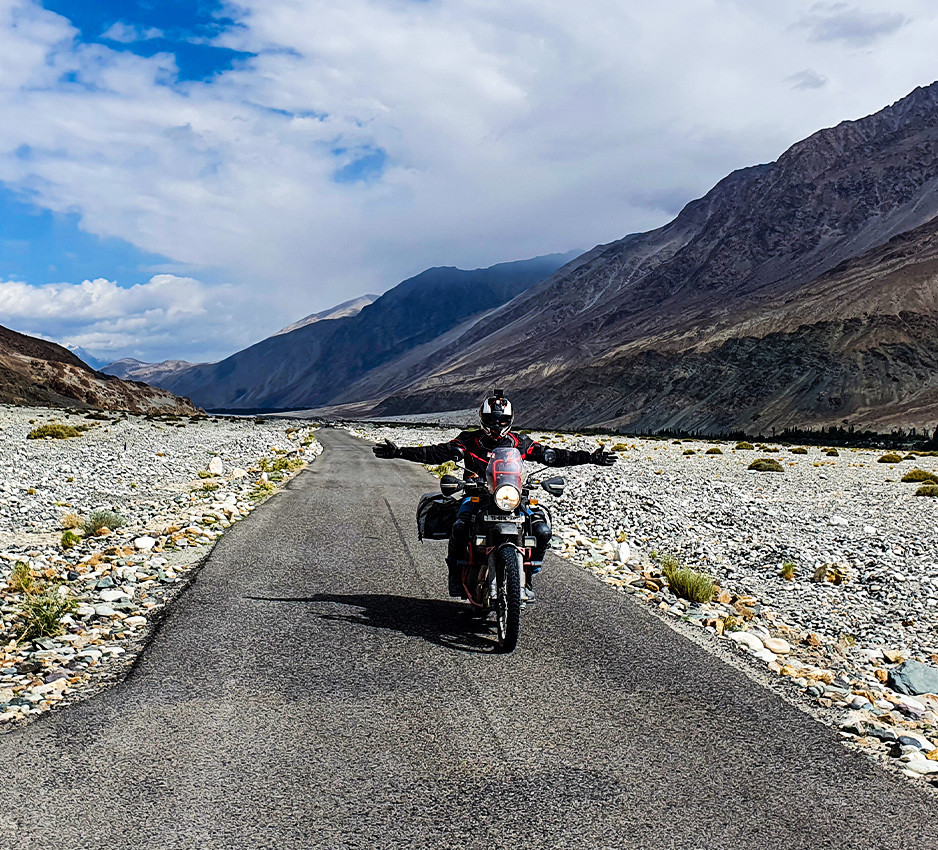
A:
[103,357,199,385]
[367,82,938,433]
[154,252,581,410]
[273,294,378,336]
[0,324,200,415]
[65,344,108,371]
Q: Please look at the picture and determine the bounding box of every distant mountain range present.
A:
[105,81,938,432]
[121,252,581,411]
[0,324,199,414]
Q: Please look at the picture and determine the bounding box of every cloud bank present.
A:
[1,0,937,362]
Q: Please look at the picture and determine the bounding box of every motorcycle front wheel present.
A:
[494,546,522,653]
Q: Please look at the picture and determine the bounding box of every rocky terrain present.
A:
[0,405,319,728]
[352,422,938,787]
[0,324,200,416]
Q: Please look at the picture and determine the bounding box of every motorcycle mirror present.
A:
[541,476,565,496]
[440,474,464,497]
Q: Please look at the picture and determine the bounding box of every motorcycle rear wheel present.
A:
[494,547,522,653]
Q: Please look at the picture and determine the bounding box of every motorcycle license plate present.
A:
[482,514,522,523]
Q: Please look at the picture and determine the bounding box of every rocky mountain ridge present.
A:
[0,325,200,415]
[368,82,938,432]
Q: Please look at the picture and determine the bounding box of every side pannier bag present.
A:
[416,493,460,541]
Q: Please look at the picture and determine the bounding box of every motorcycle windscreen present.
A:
[485,446,524,494]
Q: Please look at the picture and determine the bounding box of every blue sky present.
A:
[2,0,938,363]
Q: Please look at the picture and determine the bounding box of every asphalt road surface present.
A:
[1,428,936,850]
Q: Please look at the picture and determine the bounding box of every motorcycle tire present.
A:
[494,546,522,653]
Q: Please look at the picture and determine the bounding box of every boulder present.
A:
[889,660,938,696]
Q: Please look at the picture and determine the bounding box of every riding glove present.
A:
[373,439,401,459]
[591,447,617,466]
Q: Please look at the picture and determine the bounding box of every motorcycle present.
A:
[416,446,565,653]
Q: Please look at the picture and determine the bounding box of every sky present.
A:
[0,0,937,363]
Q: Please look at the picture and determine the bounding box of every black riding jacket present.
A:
[398,429,596,478]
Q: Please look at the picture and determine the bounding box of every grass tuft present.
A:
[748,458,784,472]
[706,447,723,455]
[780,560,797,580]
[825,448,840,457]
[735,441,754,450]
[16,587,77,641]
[7,562,35,594]
[83,509,125,536]
[914,484,938,497]
[790,447,808,455]
[60,512,82,529]
[878,453,902,464]
[27,422,85,440]
[60,530,81,550]
[901,469,938,484]
[661,556,714,603]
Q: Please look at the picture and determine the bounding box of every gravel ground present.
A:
[0,405,320,729]
[351,421,938,787]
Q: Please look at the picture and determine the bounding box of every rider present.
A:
[372,390,617,600]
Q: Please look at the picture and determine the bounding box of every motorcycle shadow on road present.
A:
[245,593,500,654]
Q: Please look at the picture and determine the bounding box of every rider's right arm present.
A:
[397,439,464,465]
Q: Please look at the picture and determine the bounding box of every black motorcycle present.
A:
[416,446,564,652]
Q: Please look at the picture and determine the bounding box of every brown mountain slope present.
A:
[0,325,200,414]
[369,84,938,432]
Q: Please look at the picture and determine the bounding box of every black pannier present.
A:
[416,492,460,540]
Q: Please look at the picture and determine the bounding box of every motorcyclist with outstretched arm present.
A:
[373,390,616,599]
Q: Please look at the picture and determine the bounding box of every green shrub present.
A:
[826,448,839,457]
[683,449,696,456]
[16,588,77,641]
[790,447,808,455]
[60,530,81,550]
[248,481,276,501]
[611,443,629,452]
[197,470,213,479]
[706,447,723,455]
[748,458,784,472]
[780,561,797,580]
[83,509,125,536]
[662,558,714,603]
[428,461,459,478]
[7,562,35,594]
[900,469,938,484]
[27,422,85,440]
[878,453,902,464]
[735,441,754,450]
[201,482,219,492]
[914,484,938,497]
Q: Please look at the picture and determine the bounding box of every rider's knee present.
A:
[451,517,470,541]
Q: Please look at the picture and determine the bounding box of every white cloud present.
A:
[0,274,245,362]
[1,0,938,361]
[100,22,164,43]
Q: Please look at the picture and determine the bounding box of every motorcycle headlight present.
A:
[494,484,521,511]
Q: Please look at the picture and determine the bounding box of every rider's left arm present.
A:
[527,439,616,467]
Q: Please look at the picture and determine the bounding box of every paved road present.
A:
[1,428,936,849]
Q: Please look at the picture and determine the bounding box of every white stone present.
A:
[616,542,631,563]
[124,616,147,627]
[134,535,157,551]
[752,648,778,664]
[207,456,224,476]
[764,637,791,655]
[727,631,764,652]
[98,589,127,603]
[230,467,247,479]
